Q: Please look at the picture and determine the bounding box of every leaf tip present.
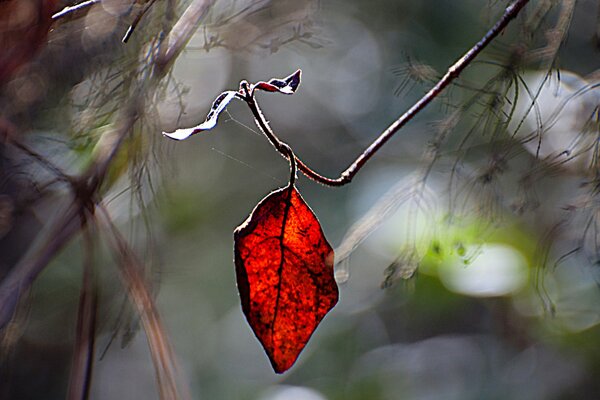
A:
[162,128,196,140]
[162,90,239,141]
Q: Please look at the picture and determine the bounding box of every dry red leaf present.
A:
[234,185,338,373]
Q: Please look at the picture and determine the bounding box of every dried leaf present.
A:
[253,69,302,95]
[162,90,238,140]
[234,185,338,373]
[163,70,301,140]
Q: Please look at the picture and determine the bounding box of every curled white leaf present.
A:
[163,91,238,140]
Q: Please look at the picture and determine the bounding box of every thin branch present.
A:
[9,139,74,184]
[0,201,83,331]
[123,0,159,43]
[268,0,530,186]
[167,0,529,187]
[52,0,101,20]
[156,0,217,73]
[67,219,97,400]
[0,119,74,185]
[97,205,186,400]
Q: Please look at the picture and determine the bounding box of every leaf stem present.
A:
[241,82,297,187]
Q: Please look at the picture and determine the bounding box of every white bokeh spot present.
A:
[439,243,528,297]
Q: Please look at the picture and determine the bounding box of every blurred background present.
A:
[2,0,600,399]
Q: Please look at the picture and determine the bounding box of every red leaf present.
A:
[234,185,338,373]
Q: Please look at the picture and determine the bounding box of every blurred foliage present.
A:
[2,0,600,399]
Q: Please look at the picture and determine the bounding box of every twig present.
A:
[123,0,159,43]
[1,118,73,186]
[0,200,83,331]
[156,0,217,72]
[0,1,216,397]
[97,204,185,400]
[67,219,97,400]
[9,139,74,185]
[250,0,530,186]
[52,0,101,20]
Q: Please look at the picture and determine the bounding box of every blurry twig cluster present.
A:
[338,0,600,307]
[0,0,218,398]
[0,0,332,397]
[185,0,325,53]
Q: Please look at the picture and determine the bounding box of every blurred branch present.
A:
[0,200,83,332]
[97,205,187,400]
[0,0,220,395]
[52,0,101,20]
[0,3,220,398]
[157,0,216,73]
[0,0,216,332]
[528,0,575,63]
[67,220,97,400]
[123,0,160,43]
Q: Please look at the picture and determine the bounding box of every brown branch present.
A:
[254,0,530,186]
